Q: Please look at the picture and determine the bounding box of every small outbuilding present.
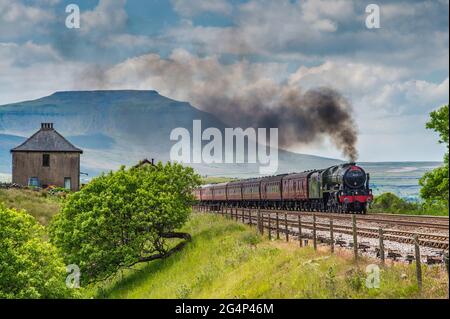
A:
[11,123,83,191]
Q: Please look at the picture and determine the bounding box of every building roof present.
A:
[11,123,83,153]
[133,158,155,168]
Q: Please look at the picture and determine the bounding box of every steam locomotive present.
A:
[194,163,373,214]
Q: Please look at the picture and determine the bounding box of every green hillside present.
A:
[92,214,447,299]
[0,188,61,225]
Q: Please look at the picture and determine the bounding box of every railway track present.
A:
[211,207,449,230]
[197,206,449,251]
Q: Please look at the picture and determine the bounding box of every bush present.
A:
[371,193,417,213]
[370,192,448,215]
[0,204,74,299]
[49,162,200,285]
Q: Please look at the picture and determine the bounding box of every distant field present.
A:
[0,173,11,183]
[361,162,441,201]
[202,176,238,184]
[0,188,61,225]
[93,214,447,299]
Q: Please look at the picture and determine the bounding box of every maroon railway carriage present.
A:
[226,181,243,205]
[195,163,373,214]
[212,183,227,202]
[242,178,261,207]
[281,171,315,210]
[201,185,213,201]
[193,188,202,201]
[260,174,286,208]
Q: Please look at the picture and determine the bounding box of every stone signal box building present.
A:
[11,123,83,191]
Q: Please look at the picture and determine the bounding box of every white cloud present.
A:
[288,60,449,117]
[167,0,355,56]
[81,0,128,33]
[0,41,61,67]
[0,0,55,39]
[0,41,87,105]
[166,0,448,73]
[171,0,232,17]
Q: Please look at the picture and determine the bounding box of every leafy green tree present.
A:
[419,105,449,210]
[49,162,200,285]
[0,204,74,299]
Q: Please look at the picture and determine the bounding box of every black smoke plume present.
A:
[84,52,359,161]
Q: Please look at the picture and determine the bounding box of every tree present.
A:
[0,204,74,299]
[49,162,201,285]
[419,104,449,209]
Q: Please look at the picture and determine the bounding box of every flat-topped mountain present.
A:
[0,90,342,178]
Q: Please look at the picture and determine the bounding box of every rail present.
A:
[194,205,449,264]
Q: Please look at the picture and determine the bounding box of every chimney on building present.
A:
[41,123,54,130]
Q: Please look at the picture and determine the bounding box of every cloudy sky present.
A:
[0,0,448,162]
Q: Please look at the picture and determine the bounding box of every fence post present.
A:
[352,214,358,261]
[242,209,245,223]
[249,210,252,226]
[313,213,317,251]
[444,251,449,277]
[285,213,289,242]
[298,215,302,247]
[330,218,334,253]
[276,212,280,239]
[261,213,264,235]
[414,235,423,292]
[268,212,272,240]
[257,209,261,234]
[379,228,385,265]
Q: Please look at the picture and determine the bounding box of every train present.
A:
[194,163,373,214]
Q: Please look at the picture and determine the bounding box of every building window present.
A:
[43,154,50,167]
[64,177,72,190]
[28,177,40,187]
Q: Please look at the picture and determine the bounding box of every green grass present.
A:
[0,189,61,225]
[91,214,448,299]
[201,176,238,184]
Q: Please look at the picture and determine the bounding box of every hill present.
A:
[0,90,342,179]
[93,214,447,299]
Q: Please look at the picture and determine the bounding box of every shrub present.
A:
[49,162,200,285]
[371,193,417,213]
[0,204,74,299]
[371,192,448,215]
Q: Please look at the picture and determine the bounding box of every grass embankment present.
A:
[94,214,448,299]
[0,189,61,225]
